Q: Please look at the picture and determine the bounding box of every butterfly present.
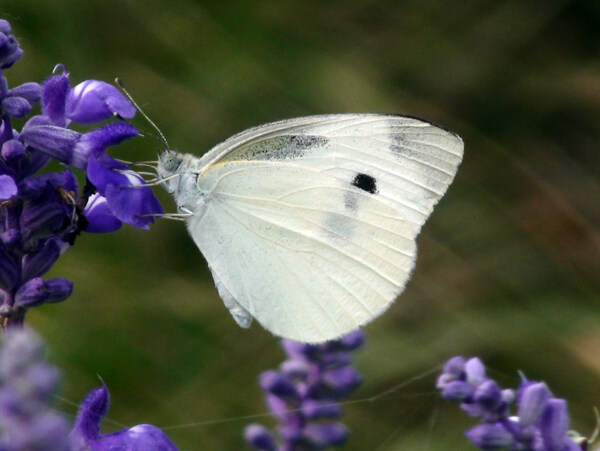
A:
[156,114,463,343]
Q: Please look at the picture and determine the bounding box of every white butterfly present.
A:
[157,114,463,343]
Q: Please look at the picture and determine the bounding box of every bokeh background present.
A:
[2,0,600,449]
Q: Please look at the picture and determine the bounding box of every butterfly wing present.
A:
[190,114,463,343]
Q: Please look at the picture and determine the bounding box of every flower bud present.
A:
[518,382,551,427]
[466,423,514,449]
[320,367,362,397]
[304,422,348,447]
[20,125,82,168]
[0,20,23,69]
[0,174,17,200]
[260,371,297,398]
[464,357,486,385]
[540,398,570,450]
[15,277,73,307]
[9,82,42,104]
[2,139,26,165]
[2,96,31,117]
[338,330,365,351]
[22,239,61,281]
[244,424,277,451]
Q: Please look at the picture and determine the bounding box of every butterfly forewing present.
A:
[199,115,463,235]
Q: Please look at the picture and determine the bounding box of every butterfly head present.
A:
[156,150,184,193]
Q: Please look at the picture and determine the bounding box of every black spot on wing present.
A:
[352,173,377,194]
[241,135,328,160]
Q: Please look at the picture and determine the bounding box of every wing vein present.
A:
[218,190,415,256]
[217,199,400,293]
[222,199,404,288]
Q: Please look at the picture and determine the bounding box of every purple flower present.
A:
[0,20,23,69]
[20,116,140,170]
[0,326,179,450]
[87,151,162,229]
[0,16,178,451]
[438,356,582,451]
[83,193,123,233]
[466,423,514,449]
[18,170,80,248]
[0,173,16,199]
[245,424,277,451]
[245,331,365,450]
[42,69,136,127]
[0,79,42,119]
[0,327,71,451]
[67,79,136,124]
[70,385,178,451]
[15,277,73,307]
[0,19,163,325]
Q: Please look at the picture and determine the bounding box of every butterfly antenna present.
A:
[115,78,170,150]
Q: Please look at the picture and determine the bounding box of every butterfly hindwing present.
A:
[190,163,417,342]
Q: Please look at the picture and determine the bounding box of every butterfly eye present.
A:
[158,150,182,173]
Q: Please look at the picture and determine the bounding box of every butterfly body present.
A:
[157,114,463,343]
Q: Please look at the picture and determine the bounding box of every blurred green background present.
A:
[2,0,600,449]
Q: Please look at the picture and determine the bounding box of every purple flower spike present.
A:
[246,331,365,450]
[70,385,178,451]
[67,80,136,124]
[438,356,585,451]
[0,327,71,451]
